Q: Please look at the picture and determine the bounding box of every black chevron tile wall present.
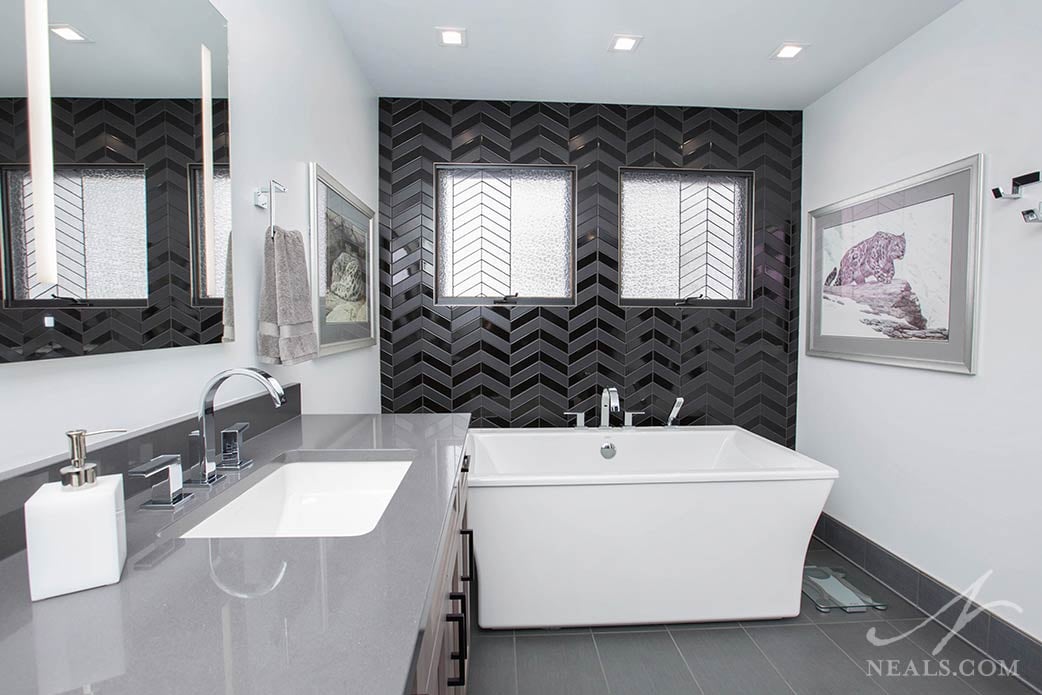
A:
[379,99,803,446]
[0,98,228,362]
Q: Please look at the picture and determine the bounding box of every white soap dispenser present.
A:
[24,429,129,601]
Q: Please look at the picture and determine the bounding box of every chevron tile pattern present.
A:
[381,99,802,446]
[679,174,746,301]
[443,166,513,298]
[0,98,228,361]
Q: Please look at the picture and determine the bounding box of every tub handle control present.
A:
[564,411,586,428]
[623,411,645,427]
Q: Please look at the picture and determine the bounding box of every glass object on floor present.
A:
[803,565,889,613]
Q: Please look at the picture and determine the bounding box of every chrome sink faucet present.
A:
[185,368,287,487]
[600,386,620,428]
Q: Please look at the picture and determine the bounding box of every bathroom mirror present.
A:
[0,0,231,362]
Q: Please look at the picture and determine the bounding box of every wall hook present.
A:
[253,179,287,237]
[992,171,1040,199]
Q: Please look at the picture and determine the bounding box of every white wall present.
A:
[799,0,1042,640]
[0,0,380,474]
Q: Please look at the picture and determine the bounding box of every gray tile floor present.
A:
[468,543,1036,695]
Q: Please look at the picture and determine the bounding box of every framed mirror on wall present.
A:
[0,0,231,362]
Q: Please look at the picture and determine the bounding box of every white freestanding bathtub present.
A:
[467,426,837,629]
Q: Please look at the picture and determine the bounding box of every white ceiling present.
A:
[329,0,961,109]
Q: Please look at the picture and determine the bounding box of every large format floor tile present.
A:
[469,632,517,695]
[670,627,794,695]
[594,631,700,695]
[745,624,887,695]
[514,633,609,695]
[818,620,976,695]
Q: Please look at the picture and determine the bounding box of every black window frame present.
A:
[617,166,755,309]
[433,162,578,308]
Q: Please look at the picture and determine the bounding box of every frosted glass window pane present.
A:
[5,166,148,301]
[192,165,232,299]
[620,168,751,303]
[436,165,573,303]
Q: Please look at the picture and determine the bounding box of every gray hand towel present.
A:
[257,226,318,365]
[222,232,235,342]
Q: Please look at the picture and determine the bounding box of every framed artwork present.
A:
[806,154,982,374]
[308,163,377,356]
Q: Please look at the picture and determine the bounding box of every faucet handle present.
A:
[129,454,193,510]
[184,430,225,488]
[623,411,645,427]
[564,411,586,428]
[217,422,253,471]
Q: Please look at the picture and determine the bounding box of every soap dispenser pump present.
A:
[61,429,125,488]
[24,428,129,600]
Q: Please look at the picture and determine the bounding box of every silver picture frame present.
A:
[806,154,982,374]
[308,162,377,356]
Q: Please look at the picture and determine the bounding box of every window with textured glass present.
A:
[619,167,754,307]
[435,164,575,306]
[2,165,148,304]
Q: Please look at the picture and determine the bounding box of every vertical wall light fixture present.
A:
[200,43,217,296]
[25,0,58,288]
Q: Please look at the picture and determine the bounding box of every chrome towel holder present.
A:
[253,179,287,237]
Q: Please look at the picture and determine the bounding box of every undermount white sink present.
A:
[181,450,414,539]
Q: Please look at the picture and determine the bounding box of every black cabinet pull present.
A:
[447,591,468,686]
[446,612,465,687]
[450,591,468,660]
[460,529,474,583]
[461,454,470,473]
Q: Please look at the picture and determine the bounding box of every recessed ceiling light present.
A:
[436,27,466,47]
[49,24,91,42]
[610,34,642,52]
[773,43,806,59]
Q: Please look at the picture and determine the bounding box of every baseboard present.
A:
[814,513,1042,694]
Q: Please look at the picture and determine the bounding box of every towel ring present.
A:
[253,179,287,238]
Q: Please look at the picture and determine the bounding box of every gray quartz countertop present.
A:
[0,413,471,695]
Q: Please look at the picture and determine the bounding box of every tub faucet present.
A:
[666,397,685,427]
[600,387,620,428]
[186,368,287,487]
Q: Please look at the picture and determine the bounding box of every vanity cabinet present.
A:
[412,452,471,695]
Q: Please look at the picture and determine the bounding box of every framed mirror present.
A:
[0,0,231,362]
[309,163,377,356]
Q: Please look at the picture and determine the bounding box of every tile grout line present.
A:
[737,624,798,695]
[589,632,613,695]
[810,620,892,694]
[664,626,707,695]
[512,633,519,695]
